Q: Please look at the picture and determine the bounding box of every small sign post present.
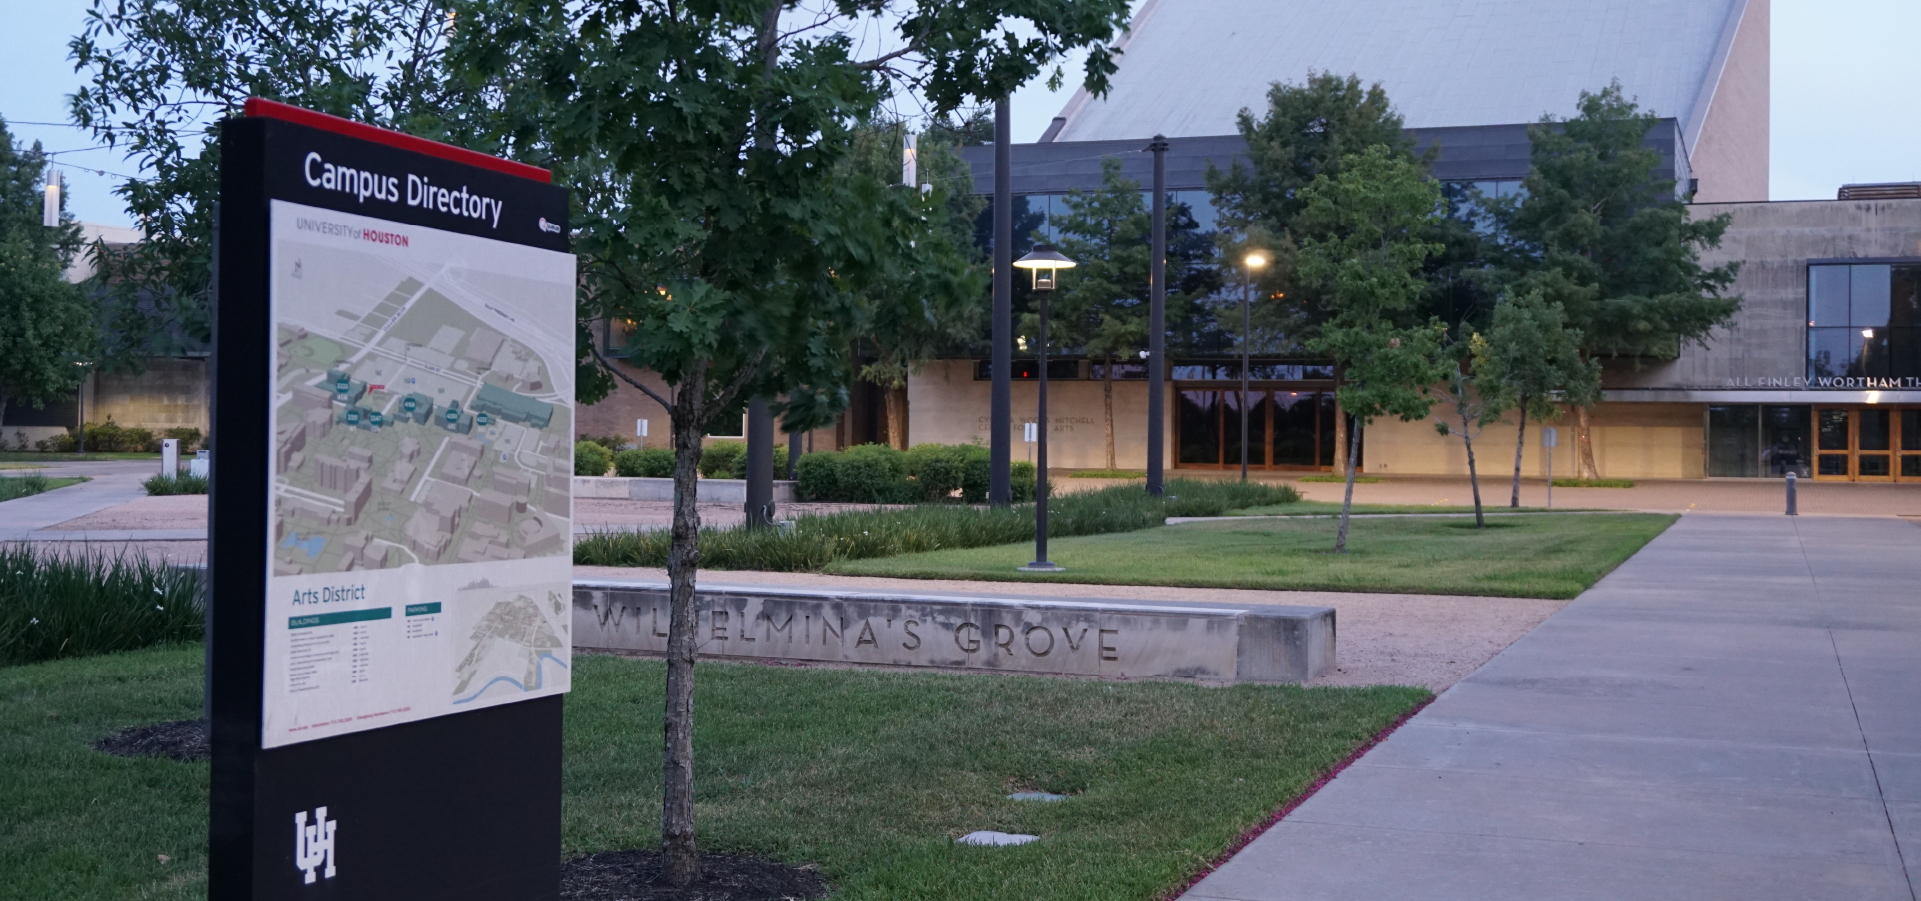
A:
[161,438,179,477]
[211,99,574,900]
[1542,426,1558,508]
[1024,421,1038,464]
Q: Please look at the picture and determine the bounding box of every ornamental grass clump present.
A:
[141,472,208,495]
[0,546,203,666]
[573,479,1298,570]
[0,473,53,502]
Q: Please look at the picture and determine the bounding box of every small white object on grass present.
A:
[957,831,1037,847]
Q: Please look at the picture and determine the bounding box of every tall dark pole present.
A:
[1240,275,1251,482]
[1146,135,1168,496]
[1023,287,1060,571]
[745,397,773,527]
[990,99,1013,505]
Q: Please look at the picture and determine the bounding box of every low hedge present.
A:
[574,478,1299,570]
[614,447,674,478]
[796,443,1038,504]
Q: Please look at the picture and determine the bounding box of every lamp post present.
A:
[1014,243,1075,573]
[1239,252,1267,482]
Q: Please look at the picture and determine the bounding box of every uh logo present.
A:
[294,806,338,884]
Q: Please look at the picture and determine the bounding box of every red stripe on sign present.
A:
[242,98,551,184]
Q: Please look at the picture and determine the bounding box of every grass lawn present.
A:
[1228,500,1585,516]
[2,646,1427,901]
[0,475,88,503]
[830,513,1676,599]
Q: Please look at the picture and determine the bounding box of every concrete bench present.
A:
[573,581,1335,684]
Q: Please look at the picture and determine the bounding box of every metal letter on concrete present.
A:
[746,397,773,528]
[1146,135,1168,496]
[990,98,1013,506]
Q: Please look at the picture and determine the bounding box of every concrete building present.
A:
[898,0,1916,482]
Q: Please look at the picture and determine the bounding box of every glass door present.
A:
[1857,409,1893,481]
[1903,410,1921,480]
[1814,408,1851,479]
[1811,407,1918,481]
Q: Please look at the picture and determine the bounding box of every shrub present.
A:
[577,433,628,455]
[574,478,1300,570]
[699,440,747,478]
[142,472,209,495]
[614,447,675,478]
[1009,461,1039,502]
[794,451,841,501]
[834,444,917,503]
[574,440,613,476]
[905,443,978,501]
[162,427,204,452]
[77,420,159,453]
[0,546,204,665]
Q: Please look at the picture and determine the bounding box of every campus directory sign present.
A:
[211,99,572,899]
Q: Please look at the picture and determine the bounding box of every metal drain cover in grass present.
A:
[1006,791,1069,802]
[957,831,1038,846]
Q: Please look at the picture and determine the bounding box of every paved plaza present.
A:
[1182,513,1921,901]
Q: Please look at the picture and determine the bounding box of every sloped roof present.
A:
[1052,0,1755,153]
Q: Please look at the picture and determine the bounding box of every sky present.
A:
[4,0,1917,229]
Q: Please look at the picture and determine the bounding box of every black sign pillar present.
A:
[211,100,573,900]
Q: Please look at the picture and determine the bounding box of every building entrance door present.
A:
[1812,407,1916,481]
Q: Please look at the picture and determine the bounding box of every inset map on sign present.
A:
[451,581,570,703]
[271,244,574,575]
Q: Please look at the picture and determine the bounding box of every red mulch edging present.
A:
[1162,696,1435,900]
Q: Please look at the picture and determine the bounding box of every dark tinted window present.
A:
[1851,265,1892,328]
[1809,266,1850,327]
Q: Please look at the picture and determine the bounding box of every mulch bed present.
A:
[562,850,828,901]
[93,719,209,762]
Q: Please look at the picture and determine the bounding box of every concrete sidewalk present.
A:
[0,462,159,540]
[1182,513,1921,901]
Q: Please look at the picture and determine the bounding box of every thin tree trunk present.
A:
[1334,418,1363,553]
[883,384,907,450]
[1510,393,1528,508]
[661,367,705,887]
[1461,408,1484,528]
[1102,352,1115,470]
[1574,403,1598,480]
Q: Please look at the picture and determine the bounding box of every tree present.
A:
[451,1,1130,885]
[69,0,497,369]
[1473,291,1602,506]
[1492,82,1740,479]
[1428,336,1503,528]
[0,119,94,431]
[1296,146,1446,552]
[849,118,987,449]
[1206,72,1428,468]
[1049,157,1214,469]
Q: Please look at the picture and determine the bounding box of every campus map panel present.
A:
[262,200,575,747]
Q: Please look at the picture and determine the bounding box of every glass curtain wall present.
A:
[1807,264,1921,381]
[1177,388,1339,470]
[1706,404,1812,477]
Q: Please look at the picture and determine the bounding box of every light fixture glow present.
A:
[1244,252,1267,270]
[1863,329,1875,338]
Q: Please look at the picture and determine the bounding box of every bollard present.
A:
[1785,471,1798,516]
